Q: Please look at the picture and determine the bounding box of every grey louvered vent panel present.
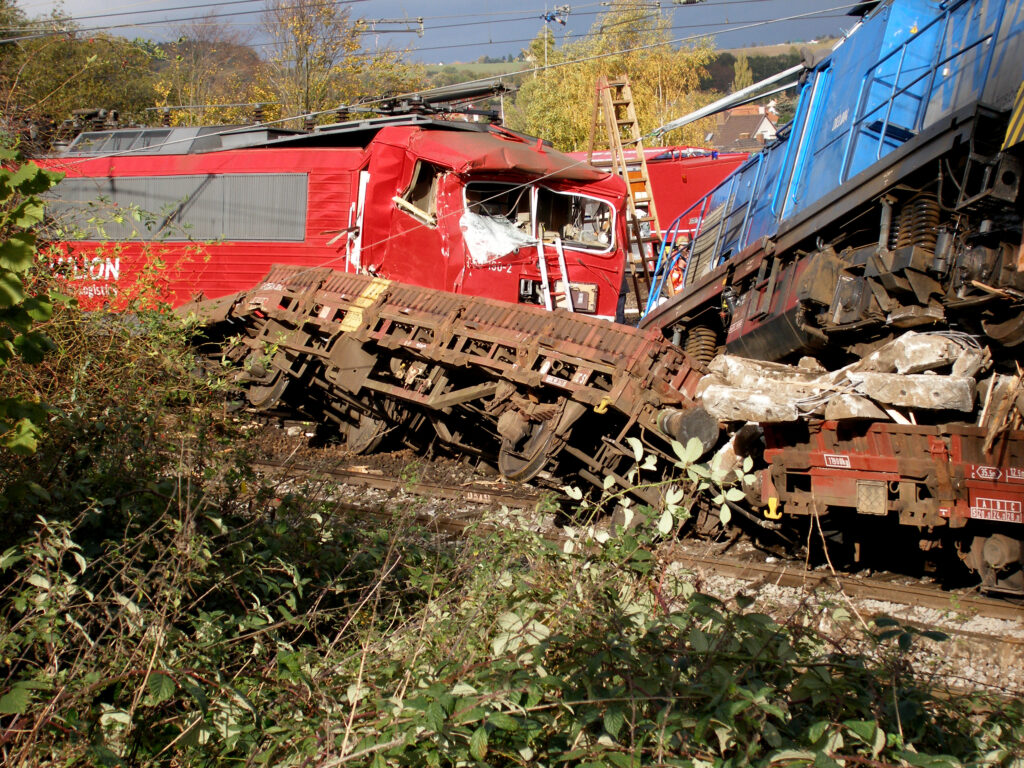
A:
[47,174,308,242]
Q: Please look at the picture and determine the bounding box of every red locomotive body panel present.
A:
[38,122,633,318]
[41,147,364,306]
[644,149,746,238]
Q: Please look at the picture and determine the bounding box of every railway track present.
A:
[250,443,1023,620]
[237,423,1024,692]
[253,458,543,511]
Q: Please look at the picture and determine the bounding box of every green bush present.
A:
[0,148,63,454]
[2,397,1022,766]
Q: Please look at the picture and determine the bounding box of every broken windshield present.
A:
[465,182,531,228]
[536,188,613,252]
[463,181,614,254]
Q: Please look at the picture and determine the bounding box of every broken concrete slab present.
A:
[823,394,890,420]
[846,371,976,411]
[848,331,990,377]
[700,384,801,422]
[699,355,833,401]
[699,334,989,424]
[951,347,990,378]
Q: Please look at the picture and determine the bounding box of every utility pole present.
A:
[539,5,569,69]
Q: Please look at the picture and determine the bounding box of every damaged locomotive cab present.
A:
[397,161,441,226]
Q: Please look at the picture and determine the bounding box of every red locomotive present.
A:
[38,114,730,321]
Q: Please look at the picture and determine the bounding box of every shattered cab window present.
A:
[461,181,534,266]
[396,161,440,226]
[536,189,613,252]
[464,182,532,230]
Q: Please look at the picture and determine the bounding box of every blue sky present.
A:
[20,0,860,63]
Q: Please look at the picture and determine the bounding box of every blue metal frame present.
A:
[643,0,1019,323]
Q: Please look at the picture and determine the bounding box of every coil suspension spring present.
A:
[892,193,940,251]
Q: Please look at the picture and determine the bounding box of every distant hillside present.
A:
[722,39,837,59]
[424,61,524,78]
[703,39,836,94]
[427,38,839,93]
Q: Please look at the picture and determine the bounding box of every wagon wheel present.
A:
[342,413,387,455]
[690,498,726,538]
[498,420,558,482]
[246,370,289,409]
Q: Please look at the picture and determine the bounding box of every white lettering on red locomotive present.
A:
[52,255,121,282]
[77,284,115,299]
[969,497,1023,524]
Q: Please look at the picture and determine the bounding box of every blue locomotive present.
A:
[643,0,1024,366]
[640,0,1024,594]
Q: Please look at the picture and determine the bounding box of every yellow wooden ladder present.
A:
[589,74,662,316]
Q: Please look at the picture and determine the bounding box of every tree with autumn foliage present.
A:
[153,12,264,126]
[0,2,160,150]
[261,0,424,128]
[732,52,754,91]
[506,0,716,150]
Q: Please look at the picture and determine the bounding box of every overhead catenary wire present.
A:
[126,8,850,61]
[4,2,584,41]
[16,0,802,28]
[3,0,847,48]
[18,1,615,29]
[40,2,863,311]
[0,0,371,44]
[45,0,859,171]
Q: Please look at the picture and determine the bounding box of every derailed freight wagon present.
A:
[641,0,1024,592]
[39,115,634,318]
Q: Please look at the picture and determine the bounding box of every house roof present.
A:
[709,113,776,152]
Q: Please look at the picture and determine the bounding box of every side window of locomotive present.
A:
[535,189,613,251]
[464,182,531,230]
[397,161,441,226]
[44,174,308,242]
[923,1,1000,128]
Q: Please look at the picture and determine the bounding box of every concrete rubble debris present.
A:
[699,384,801,423]
[844,371,975,411]
[698,330,993,423]
[823,394,889,421]
[849,331,989,377]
